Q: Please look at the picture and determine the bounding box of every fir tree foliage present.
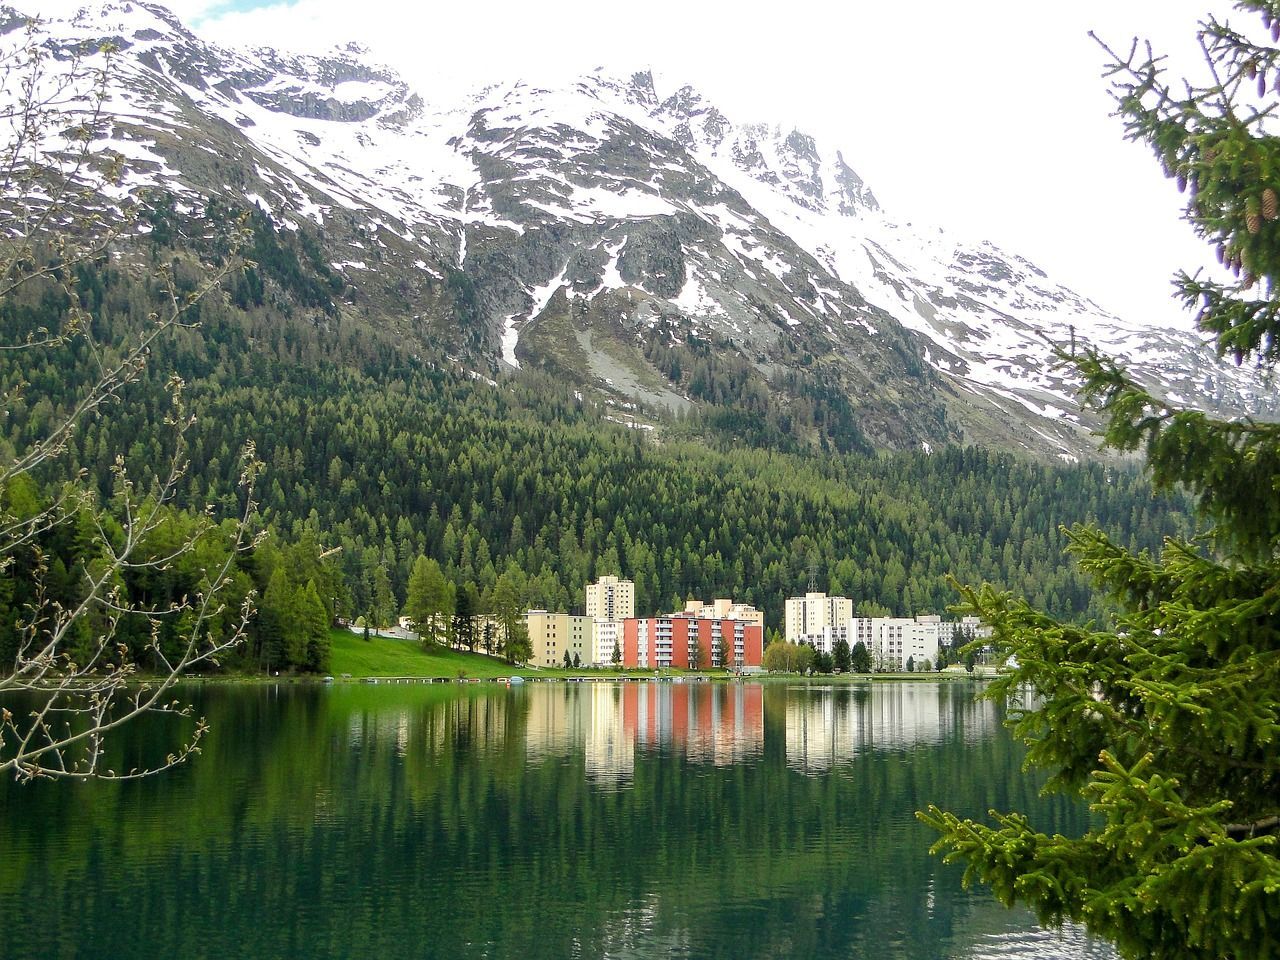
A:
[921,7,1280,958]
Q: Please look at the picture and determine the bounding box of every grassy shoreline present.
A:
[175,629,986,684]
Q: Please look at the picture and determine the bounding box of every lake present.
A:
[0,681,1115,959]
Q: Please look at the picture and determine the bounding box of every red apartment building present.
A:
[621,614,764,670]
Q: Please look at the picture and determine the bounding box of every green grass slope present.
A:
[327,629,546,678]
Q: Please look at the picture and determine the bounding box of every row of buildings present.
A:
[784,591,991,671]
[527,576,767,670]
[527,580,988,673]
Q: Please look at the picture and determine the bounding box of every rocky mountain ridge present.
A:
[7,0,1273,456]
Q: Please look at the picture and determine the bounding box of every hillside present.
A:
[3,1,1274,458]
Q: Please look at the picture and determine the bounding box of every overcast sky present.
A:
[106,1,1239,331]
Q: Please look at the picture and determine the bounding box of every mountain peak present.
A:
[8,1,1274,456]
[32,0,191,41]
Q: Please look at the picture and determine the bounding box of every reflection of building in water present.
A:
[585,686,633,784]
[785,692,863,772]
[345,692,522,760]
[522,685,636,785]
[524,685,591,760]
[622,683,764,765]
[523,683,765,783]
[785,684,999,772]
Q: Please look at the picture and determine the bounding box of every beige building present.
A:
[681,598,765,628]
[785,592,854,651]
[526,611,594,668]
[585,575,635,621]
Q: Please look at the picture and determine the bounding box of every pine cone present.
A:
[1218,243,1228,265]
[1260,73,1269,98]
[1273,19,1280,41]
[1247,212,1262,235]
[1244,271,1257,290]
[1177,173,1188,193]
[1263,188,1277,220]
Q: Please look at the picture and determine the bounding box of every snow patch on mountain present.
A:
[7,1,1274,452]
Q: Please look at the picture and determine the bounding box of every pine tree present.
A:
[488,568,528,663]
[690,634,707,671]
[299,579,330,673]
[833,636,852,673]
[259,567,296,671]
[451,588,475,652]
[849,641,872,674]
[921,8,1280,958]
[405,555,451,647]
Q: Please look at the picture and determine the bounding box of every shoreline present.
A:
[169,670,988,686]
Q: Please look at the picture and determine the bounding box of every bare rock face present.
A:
[10,1,1275,457]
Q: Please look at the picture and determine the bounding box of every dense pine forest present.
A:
[0,217,1195,674]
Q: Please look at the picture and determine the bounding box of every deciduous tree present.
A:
[0,22,254,781]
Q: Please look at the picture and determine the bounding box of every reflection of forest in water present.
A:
[0,683,1112,960]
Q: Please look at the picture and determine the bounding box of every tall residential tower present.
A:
[585,575,635,621]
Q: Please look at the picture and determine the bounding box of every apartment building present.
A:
[622,614,764,670]
[848,614,949,671]
[784,592,854,653]
[526,610,594,669]
[681,598,765,629]
[585,575,635,621]
[593,618,624,665]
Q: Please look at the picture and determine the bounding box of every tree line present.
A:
[0,225,1196,676]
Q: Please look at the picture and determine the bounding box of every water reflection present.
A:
[785,683,998,773]
[0,681,1113,960]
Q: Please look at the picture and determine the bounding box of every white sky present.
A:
[88,0,1244,330]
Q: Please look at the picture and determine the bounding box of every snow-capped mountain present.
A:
[6,1,1273,456]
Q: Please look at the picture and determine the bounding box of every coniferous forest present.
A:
[0,216,1195,675]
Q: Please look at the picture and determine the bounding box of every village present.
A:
[364,575,992,674]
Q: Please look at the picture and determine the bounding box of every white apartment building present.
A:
[593,618,624,665]
[585,575,635,621]
[957,615,993,641]
[681,598,765,628]
[848,614,949,671]
[785,592,854,653]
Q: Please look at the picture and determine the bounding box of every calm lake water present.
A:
[0,681,1114,960]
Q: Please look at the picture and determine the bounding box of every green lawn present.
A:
[328,629,545,678]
